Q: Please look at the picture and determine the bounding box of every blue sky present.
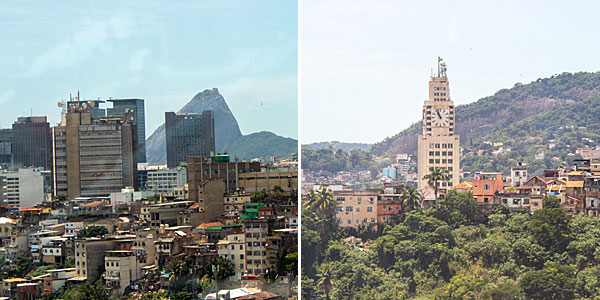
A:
[0,0,297,138]
[301,0,600,144]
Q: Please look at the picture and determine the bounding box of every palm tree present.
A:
[423,166,450,210]
[400,185,423,212]
[317,263,334,300]
[306,186,335,216]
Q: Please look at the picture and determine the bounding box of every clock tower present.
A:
[417,58,460,193]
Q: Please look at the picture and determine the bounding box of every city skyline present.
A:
[0,1,298,139]
[302,0,600,144]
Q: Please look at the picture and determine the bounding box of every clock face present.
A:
[431,109,450,127]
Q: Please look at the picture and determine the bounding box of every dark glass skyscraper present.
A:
[12,116,52,170]
[107,99,146,163]
[0,129,12,170]
[165,110,215,168]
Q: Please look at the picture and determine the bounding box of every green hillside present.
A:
[225,131,297,162]
[462,95,600,176]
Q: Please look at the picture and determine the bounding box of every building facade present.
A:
[0,129,12,170]
[417,59,460,191]
[52,101,137,198]
[187,156,261,198]
[12,116,52,171]
[0,168,51,207]
[107,99,146,163]
[165,111,215,168]
[146,167,187,195]
[334,190,380,229]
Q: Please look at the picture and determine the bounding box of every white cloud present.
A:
[28,15,139,76]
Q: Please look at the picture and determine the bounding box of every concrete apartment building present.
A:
[52,100,137,198]
[146,167,187,195]
[334,190,380,229]
[74,238,122,282]
[104,250,140,297]
[224,192,251,212]
[217,231,246,281]
[417,60,460,192]
[107,99,147,163]
[165,110,215,168]
[12,116,52,171]
[511,162,528,187]
[43,268,76,293]
[65,221,84,236]
[187,156,261,196]
[243,218,269,277]
[0,168,51,207]
[378,193,403,223]
[193,179,226,225]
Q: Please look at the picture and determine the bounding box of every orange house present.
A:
[472,172,503,204]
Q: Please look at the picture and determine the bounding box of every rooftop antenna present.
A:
[437,56,442,77]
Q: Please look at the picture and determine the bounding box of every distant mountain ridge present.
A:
[146,88,297,165]
[304,141,372,152]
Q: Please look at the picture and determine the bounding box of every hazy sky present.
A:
[0,1,297,138]
[301,0,600,144]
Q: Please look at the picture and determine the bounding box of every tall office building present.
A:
[107,99,146,163]
[417,59,460,191]
[0,129,12,170]
[165,110,215,168]
[52,101,137,198]
[12,116,52,171]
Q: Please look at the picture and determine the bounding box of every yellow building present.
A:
[238,171,298,193]
[334,190,380,229]
[217,231,246,281]
[417,59,460,191]
[0,217,16,239]
[224,193,251,212]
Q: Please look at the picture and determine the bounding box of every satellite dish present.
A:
[88,101,95,107]
[57,102,63,107]
[81,102,88,109]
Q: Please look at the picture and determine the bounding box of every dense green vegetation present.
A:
[225,131,297,161]
[301,146,393,176]
[302,188,600,299]
[77,225,109,238]
[305,141,372,152]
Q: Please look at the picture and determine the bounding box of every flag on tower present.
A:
[438,56,443,62]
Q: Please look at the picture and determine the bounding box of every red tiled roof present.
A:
[196,222,224,229]
[82,201,104,207]
[18,207,42,212]
[237,291,280,299]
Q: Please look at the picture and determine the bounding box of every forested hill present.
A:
[462,94,600,177]
[371,72,600,156]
